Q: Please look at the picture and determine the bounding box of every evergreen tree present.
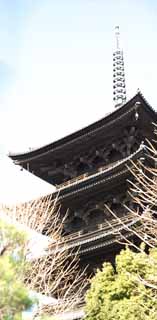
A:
[0,218,33,319]
[85,246,157,320]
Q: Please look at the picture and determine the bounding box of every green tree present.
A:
[0,218,33,319]
[85,246,157,320]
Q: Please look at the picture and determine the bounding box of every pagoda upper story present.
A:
[10,92,156,189]
[9,92,157,265]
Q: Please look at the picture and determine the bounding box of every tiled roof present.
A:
[56,144,145,200]
[9,92,156,164]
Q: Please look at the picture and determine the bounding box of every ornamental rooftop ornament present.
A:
[113,26,127,108]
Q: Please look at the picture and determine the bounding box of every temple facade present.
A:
[10,92,157,271]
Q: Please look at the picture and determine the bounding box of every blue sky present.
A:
[0,0,157,154]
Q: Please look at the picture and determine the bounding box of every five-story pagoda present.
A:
[9,28,157,271]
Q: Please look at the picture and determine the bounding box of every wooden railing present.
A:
[56,161,119,189]
[48,213,141,254]
[56,173,88,189]
[61,213,138,243]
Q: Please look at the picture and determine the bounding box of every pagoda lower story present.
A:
[53,145,146,272]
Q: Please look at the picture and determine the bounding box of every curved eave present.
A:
[55,216,140,255]
[9,92,156,165]
[54,146,145,200]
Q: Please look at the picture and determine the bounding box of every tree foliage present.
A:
[0,218,33,319]
[1,196,87,318]
[85,246,157,320]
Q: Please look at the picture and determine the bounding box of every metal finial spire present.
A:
[115,25,120,50]
[113,26,127,108]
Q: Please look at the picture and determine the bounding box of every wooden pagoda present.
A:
[10,92,157,271]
